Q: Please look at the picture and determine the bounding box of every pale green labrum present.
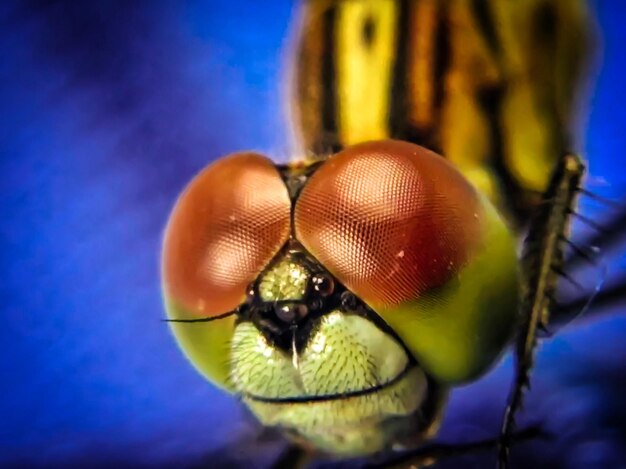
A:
[165,299,236,391]
[231,313,429,456]
[377,197,520,384]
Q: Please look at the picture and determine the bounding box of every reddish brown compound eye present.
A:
[294,140,483,310]
[162,152,291,317]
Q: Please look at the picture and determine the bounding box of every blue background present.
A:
[1,1,625,467]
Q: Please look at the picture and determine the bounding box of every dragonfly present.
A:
[161,0,626,467]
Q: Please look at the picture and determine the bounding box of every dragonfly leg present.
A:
[498,153,585,468]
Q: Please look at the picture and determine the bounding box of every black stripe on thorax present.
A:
[318,5,341,154]
[389,0,411,139]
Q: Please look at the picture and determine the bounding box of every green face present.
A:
[162,141,520,456]
[230,250,437,456]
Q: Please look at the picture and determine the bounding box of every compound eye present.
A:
[294,140,482,310]
[294,140,520,384]
[162,152,291,318]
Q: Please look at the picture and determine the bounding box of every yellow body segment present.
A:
[336,0,396,144]
[292,0,591,226]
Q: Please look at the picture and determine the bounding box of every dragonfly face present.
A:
[161,0,596,464]
[162,140,520,456]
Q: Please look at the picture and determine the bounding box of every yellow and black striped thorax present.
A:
[291,0,590,228]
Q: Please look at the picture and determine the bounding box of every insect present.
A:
[161,0,623,467]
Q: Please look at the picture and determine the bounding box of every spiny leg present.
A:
[498,153,585,468]
[564,195,626,271]
[554,275,626,323]
[548,189,626,327]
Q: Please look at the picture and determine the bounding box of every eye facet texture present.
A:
[162,152,291,317]
[294,140,482,310]
[294,140,519,384]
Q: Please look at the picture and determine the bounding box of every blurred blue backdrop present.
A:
[0,1,624,467]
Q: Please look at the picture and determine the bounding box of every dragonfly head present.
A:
[161,139,520,455]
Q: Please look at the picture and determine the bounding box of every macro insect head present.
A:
[160,1,614,467]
